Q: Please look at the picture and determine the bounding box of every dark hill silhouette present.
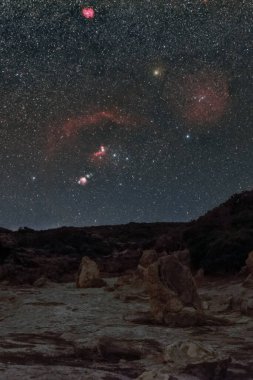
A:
[0,190,252,283]
[184,190,253,273]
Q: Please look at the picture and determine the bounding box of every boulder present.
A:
[194,268,205,287]
[240,299,253,316]
[76,257,106,288]
[145,256,230,327]
[137,250,167,278]
[139,250,167,269]
[163,341,231,380]
[145,256,201,325]
[243,274,253,288]
[242,251,253,288]
[164,341,225,364]
[245,251,253,274]
[147,255,202,310]
[138,342,231,380]
[172,249,191,267]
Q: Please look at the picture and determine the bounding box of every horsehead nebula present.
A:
[93,145,107,159]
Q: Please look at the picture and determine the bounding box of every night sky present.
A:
[1,0,252,229]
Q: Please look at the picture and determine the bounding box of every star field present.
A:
[0,0,252,229]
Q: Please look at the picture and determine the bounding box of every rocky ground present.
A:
[0,276,253,379]
[0,190,252,379]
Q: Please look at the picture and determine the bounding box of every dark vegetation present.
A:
[0,190,252,283]
[184,190,253,273]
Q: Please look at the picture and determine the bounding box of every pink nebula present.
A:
[183,73,229,124]
[93,145,106,158]
[78,176,88,186]
[46,108,144,158]
[81,7,95,19]
[165,69,230,126]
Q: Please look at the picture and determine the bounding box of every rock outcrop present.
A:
[172,249,191,267]
[137,341,230,379]
[246,251,253,273]
[165,341,230,379]
[137,250,167,278]
[139,250,165,269]
[145,256,230,327]
[96,336,162,361]
[76,257,106,288]
[243,251,253,288]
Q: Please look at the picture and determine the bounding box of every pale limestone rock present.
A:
[146,256,202,324]
[163,341,218,364]
[139,250,167,269]
[138,250,167,279]
[163,341,230,379]
[76,256,106,288]
[145,256,231,327]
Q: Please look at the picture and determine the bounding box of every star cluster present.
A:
[1,0,252,229]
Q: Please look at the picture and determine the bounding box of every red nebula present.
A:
[62,110,141,138]
[90,145,108,165]
[46,108,145,158]
[78,176,88,186]
[165,70,230,125]
[81,7,95,19]
[183,74,229,124]
[184,80,229,123]
[93,145,106,158]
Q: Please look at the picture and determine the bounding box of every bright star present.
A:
[153,68,161,77]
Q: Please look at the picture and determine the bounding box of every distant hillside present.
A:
[0,190,252,284]
[184,190,253,273]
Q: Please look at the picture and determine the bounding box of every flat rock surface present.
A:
[0,278,253,379]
